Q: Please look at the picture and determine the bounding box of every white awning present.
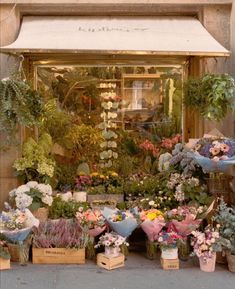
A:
[0,16,230,56]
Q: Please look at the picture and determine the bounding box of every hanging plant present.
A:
[184,74,235,121]
[0,75,45,150]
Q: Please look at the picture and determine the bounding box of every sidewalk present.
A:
[1,253,234,289]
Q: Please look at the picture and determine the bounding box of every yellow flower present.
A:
[146,212,157,220]
[91,172,99,177]
[99,175,105,179]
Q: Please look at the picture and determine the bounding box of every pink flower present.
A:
[220,144,230,153]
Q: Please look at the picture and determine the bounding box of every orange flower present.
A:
[209,147,220,156]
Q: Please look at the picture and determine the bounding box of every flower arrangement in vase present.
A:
[95,231,129,257]
[191,225,226,272]
[158,230,183,260]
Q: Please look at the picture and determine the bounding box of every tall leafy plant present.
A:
[184,74,235,121]
[0,75,45,150]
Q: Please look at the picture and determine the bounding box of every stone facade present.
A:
[0,0,235,208]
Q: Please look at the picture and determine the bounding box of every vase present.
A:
[226,251,235,273]
[146,240,157,260]
[104,246,120,258]
[161,247,178,260]
[73,191,87,202]
[199,253,216,272]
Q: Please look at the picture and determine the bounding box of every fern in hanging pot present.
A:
[184,74,235,122]
[0,74,45,150]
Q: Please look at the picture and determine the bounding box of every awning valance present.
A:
[0,16,230,56]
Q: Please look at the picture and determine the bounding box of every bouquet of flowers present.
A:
[0,207,39,242]
[191,225,224,262]
[140,209,165,242]
[9,181,53,211]
[102,207,139,237]
[158,230,183,250]
[76,209,106,237]
[166,206,203,238]
[95,231,129,249]
[190,136,235,175]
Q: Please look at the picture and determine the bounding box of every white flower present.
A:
[149,200,155,206]
[26,181,39,189]
[42,195,53,206]
[8,189,16,198]
[15,193,33,210]
[37,184,53,196]
[15,184,30,195]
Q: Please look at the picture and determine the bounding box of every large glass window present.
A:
[36,65,183,139]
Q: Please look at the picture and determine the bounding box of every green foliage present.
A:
[214,199,235,254]
[64,124,103,162]
[0,77,45,150]
[13,133,55,184]
[184,74,235,121]
[48,196,89,219]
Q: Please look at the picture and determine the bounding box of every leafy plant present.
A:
[0,76,45,150]
[13,133,55,184]
[184,74,235,121]
[48,196,89,219]
[213,199,235,254]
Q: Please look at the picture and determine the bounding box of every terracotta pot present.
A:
[161,248,178,260]
[104,246,120,258]
[226,251,235,273]
[32,207,49,223]
[199,253,216,272]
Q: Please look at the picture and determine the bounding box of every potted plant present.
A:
[73,174,91,202]
[13,133,56,184]
[0,74,44,151]
[213,199,235,272]
[184,74,235,122]
[157,230,183,260]
[9,181,53,222]
[191,225,227,272]
[0,241,11,270]
[95,231,129,257]
[32,219,88,264]
[48,196,89,220]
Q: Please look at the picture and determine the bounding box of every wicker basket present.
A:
[226,251,235,273]
[7,243,30,264]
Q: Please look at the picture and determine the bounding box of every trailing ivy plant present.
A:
[184,74,235,121]
[0,75,45,150]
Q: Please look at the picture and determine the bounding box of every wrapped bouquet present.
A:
[102,207,139,237]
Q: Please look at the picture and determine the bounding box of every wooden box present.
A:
[161,258,179,270]
[0,258,10,270]
[97,253,125,270]
[32,248,85,264]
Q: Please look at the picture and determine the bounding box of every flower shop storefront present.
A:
[1,15,235,274]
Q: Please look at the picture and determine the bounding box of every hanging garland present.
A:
[98,83,119,168]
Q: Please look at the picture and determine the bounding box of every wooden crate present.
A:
[97,253,125,270]
[32,248,85,264]
[0,258,10,270]
[161,258,179,270]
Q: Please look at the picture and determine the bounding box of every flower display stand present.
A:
[32,248,85,264]
[161,258,179,270]
[97,253,125,270]
[0,258,10,270]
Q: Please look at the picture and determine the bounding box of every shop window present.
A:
[36,65,183,140]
